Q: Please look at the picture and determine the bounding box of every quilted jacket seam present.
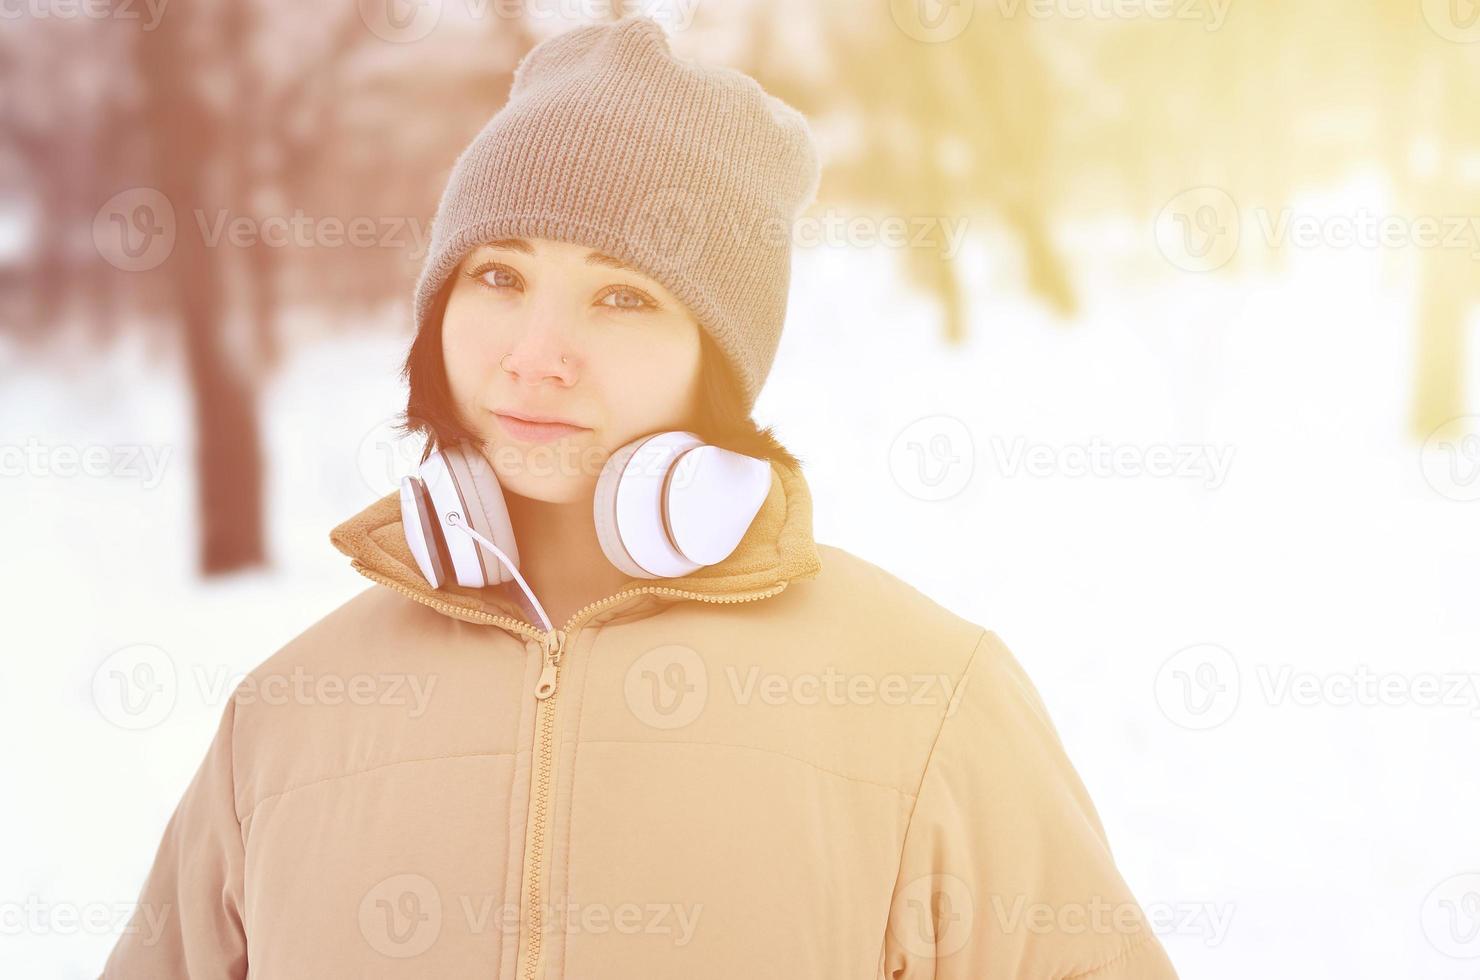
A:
[241,750,517,826]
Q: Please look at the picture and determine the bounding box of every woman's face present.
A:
[440,236,703,503]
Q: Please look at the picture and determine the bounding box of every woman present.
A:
[102,15,1178,979]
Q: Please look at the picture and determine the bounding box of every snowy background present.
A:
[5,175,1480,978]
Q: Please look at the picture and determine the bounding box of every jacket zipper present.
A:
[348,559,789,978]
[521,626,563,980]
[517,580,787,980]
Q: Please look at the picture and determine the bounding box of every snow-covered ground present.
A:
[5,176,1479,978]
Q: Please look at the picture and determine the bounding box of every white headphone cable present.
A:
[444,512,553,635]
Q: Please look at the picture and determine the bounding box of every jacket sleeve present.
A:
[881,631,1179,980]
[101,689,249,980]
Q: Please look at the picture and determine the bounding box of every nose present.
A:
[500,333,577,387]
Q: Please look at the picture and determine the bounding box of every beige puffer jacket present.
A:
[101,458,1179,979]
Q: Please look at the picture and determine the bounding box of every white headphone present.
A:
[399,430,773,631]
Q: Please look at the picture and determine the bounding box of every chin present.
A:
[486,441,603,504]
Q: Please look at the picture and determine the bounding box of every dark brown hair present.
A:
[394,278,803,472]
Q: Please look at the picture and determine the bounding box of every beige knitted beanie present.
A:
[413,14,822,414]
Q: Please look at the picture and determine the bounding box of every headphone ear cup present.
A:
[593,436,655,579]
[399,474,448,589]
[665,444,773,565]
[407,443,520,590]
[594,431,771,580]
[442,442,519,586]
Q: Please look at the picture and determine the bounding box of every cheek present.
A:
[590,327,701,422]
[439,310,498,400]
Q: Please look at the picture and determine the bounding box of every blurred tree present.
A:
[5,0,1477,583]
[17,1,533,576]
[1402,32,1479,439]
[133,1,269,574]
[740,0,1077,346]
[1084,0,1478,436]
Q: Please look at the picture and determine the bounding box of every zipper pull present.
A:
[534,629,565,700]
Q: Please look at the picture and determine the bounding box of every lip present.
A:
[492,410,591,445]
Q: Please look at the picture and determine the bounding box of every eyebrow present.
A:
[475,238,645,277]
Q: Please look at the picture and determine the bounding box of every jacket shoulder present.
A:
[810,541,984,644]
[244,583,456,680]
[222,584,490,822]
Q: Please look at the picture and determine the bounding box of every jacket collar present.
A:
[328,456,823,634]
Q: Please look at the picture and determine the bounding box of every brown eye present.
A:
[464,262,521,291]
[598,285,658,312]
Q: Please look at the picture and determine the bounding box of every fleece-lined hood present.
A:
[327,456,825,636]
